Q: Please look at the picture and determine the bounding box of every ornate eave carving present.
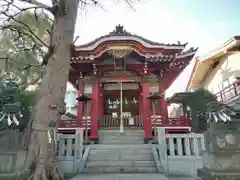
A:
[103,70,138,77]
[108,49,132,58]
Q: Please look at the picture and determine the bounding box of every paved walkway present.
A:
[70,173,199,180]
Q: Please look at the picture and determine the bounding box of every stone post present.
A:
[197,120,240,180]
[157,127,169,174]
[74,128,84,172]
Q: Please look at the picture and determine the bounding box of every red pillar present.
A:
[138,89,143,116]
[142,82,152,141]
[89,81,99,141]
[77,81,84,127]
[159,82,169,123]
[98,84,104,127]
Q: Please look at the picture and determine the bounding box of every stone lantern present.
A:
[147,92,162,142]
[76,94,92,143]
[197,105,240,180]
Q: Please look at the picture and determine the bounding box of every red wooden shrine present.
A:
[59,25,197,142]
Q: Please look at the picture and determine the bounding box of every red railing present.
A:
[151,115,190,126]
[215,80,240,102]
[59,116,91,129]
[59,115,191,132]
[151,115,191,132]
[99,115,144,129]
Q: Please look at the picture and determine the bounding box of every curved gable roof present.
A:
[75,25,187,51]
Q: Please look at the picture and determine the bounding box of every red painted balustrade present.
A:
[59,115,191,133]
[151,115,191,132]
[59,116,91,129]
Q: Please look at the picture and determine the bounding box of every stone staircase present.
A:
[82,130,158,173]
[99,129,145,144]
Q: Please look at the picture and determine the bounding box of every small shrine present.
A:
[60,25,197,142]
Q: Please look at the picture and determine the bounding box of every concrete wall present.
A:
[0,151,26,174]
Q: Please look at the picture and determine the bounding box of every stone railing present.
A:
[56,128,84,174]
[0,131,27,174]
[157,127,205,176]
[165,133,205,156]
[0,131,25,151]
[0,129,84,175]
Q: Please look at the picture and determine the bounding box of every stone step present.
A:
[100,135,144,139]
[100,138,143,141]
[88,153,154,161]
[82,166,157,173]
[100,140,143,144]
[88,144,152,150]
[100,136,143,140]
[89,148,152,155]
[86,160,156,167]
[99,130,144,136]
[99,134,144,137]
[89,151,152,158]
[99,129,144,132]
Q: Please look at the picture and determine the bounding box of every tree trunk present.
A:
[21,1,79,180]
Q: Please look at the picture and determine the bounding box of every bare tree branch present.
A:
[124,0,136,11]
[19,0,53,12]
[2,12,50,47]
[1,1,50,20]
[0,56,42,69]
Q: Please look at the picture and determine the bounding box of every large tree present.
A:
[0,0,135,180]
[1,1,80,180]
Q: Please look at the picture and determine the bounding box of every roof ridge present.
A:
[75,25,188,48]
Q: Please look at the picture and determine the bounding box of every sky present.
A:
[16,0,240,97]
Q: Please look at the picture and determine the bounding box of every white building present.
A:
[187,36,240,108]
[64,82,77,115]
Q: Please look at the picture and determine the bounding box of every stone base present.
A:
[144,139,149,144]
[198,168,240,180]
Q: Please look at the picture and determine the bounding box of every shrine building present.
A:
[59,25,197,143]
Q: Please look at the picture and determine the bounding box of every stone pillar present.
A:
[159,82,168,123]
[197,121,240,180]
[77,79,84,127]
[89,81,99,142]
[74,128,84,172]
[142,82,152,142]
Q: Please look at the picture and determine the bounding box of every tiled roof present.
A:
[75,25,187,49]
